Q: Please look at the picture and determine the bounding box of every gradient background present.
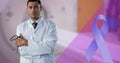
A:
[0,0,120,63]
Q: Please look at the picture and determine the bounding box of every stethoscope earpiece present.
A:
[10,35,20,41]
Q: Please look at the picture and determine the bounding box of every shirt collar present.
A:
[29,17,41,24]
[28,17,43,29]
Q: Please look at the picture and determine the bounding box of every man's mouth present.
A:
[32,13,36,16]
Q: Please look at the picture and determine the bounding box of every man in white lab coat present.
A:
[15,0,57,63]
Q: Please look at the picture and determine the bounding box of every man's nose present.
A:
[31,8,35,12]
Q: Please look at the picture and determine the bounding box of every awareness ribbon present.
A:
[85,14,112,62]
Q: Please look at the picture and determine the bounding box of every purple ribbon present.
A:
[85,14,112,62]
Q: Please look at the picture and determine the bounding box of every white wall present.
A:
[41,0,78,32]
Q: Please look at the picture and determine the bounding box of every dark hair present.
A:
[27,0,42,7]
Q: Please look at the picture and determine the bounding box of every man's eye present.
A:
[29,6,32,9]
[35,6,39,8]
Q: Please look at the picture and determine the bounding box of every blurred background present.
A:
[0,0,120,63]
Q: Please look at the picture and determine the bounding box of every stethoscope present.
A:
[10,35,21,41]
[9,35,21,53]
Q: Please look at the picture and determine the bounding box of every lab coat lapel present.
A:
[34,18,43,32]
[28,20,34,30]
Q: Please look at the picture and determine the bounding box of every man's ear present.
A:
[39,6,42,11]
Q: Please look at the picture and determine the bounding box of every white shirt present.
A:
[16,18,57,63]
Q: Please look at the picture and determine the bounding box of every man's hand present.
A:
[15,34,28,47]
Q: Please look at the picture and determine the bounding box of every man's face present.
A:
[27,2,41,19]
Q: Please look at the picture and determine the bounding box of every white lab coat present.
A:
[16,18,57,63]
